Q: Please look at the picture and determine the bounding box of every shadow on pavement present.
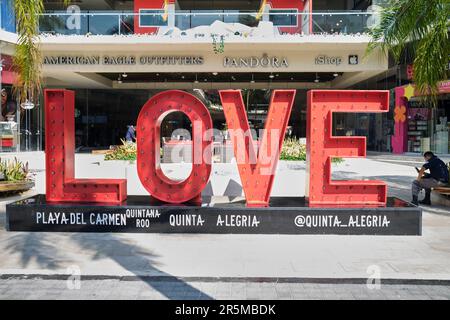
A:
[1,217,213,299]
[70,233,213,300]
[5,233,65,269]
[223,179,243,197]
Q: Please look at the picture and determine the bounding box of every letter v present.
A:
[219,90,295,207]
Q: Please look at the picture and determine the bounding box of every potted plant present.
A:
[104,139,137,163]
[0,158,34,194]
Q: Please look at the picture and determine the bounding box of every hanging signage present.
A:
[314,55,342,66]
[314,55,359,66]
[43,55,204,66]
[223,55,289,68]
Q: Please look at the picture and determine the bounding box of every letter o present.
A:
[137,90,212,203]
[260,56,270,67]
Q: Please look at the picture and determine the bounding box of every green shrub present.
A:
[104,139,137,161]
[104,138,344,163]
[280,138,343,163]
[331,157,345,164]
[0,157,30,182]
[280,138,307,161]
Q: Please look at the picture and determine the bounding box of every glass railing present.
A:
[38,10,377,36]
[174,10,261,30]
[39,11,135,35]
[312,12,373,34]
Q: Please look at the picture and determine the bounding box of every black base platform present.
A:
[6,195,422,235]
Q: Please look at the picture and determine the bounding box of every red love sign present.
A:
[44,88,389,207]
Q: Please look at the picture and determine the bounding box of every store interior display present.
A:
[434,116,449,154]
[407,108,430,153]
[0,121,18,152]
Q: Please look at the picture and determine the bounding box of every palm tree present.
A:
[13,0,71,105]
[368,0,449,100]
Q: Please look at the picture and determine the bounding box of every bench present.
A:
[0,181,34,195]
[430,162,450,205]
[433,186,450,195]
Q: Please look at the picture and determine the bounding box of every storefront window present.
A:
[433,96,450,154]
[406,95,450,154]
[67,89,305,152]
[73,89,150,152]
[333,112,393,152]
[29,88,404,155]
[406,102,431,153]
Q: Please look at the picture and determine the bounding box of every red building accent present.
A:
[219,89,296,207]
[267,0,306,12]
[136,90,213,204]
[45,89,127,203]
[392,87,409,154]
[0,55,18,85]
[306,90,389,206]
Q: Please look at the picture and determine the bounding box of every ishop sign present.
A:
[314,55,342,66]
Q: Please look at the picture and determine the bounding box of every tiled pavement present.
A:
[0,278,449,300]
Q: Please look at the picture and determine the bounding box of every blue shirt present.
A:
[125,126,135,141]
[423,156,449,183]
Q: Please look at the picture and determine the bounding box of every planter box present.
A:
[0,180,35,193]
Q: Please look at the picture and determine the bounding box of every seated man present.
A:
[125,125,136,142]
[412,151,449,205]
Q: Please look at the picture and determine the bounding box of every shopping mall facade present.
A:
[0,0,448,155]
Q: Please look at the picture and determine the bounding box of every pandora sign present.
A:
[223,54,289,68]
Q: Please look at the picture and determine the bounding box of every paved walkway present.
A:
[0,155,449,299]
[367,151,450,168]
[0,277,449,300]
